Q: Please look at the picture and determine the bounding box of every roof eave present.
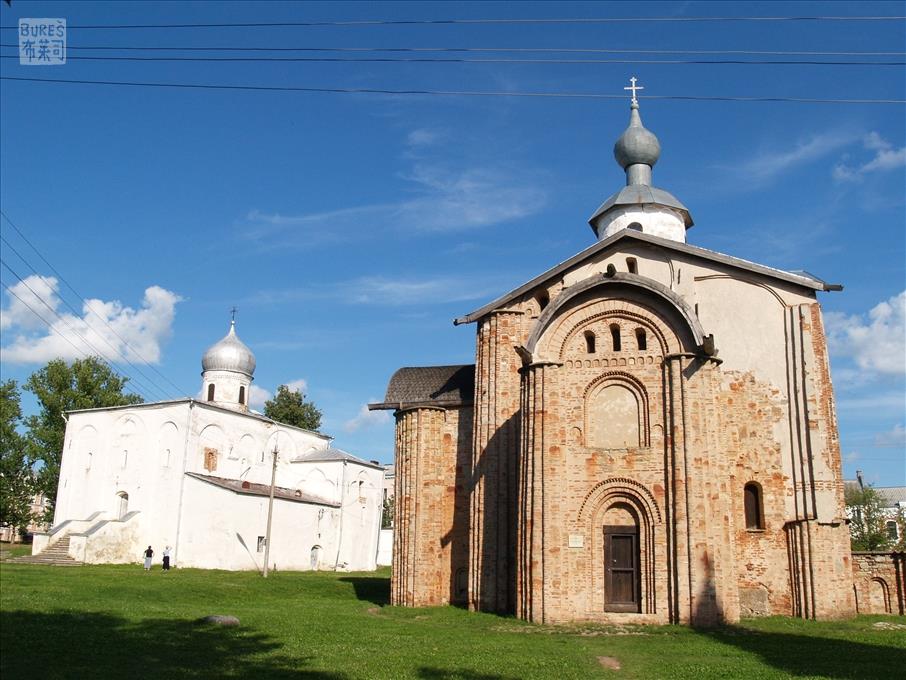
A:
[454,230,838,326]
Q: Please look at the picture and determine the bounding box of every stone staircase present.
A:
[8,536,83,566]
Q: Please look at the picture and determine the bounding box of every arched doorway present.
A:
[310,545,322,570]
[602,503,641,613]
[116,492,129,520]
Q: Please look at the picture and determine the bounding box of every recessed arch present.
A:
[523,273,707,360]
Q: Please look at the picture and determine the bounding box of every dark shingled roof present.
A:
[186,472,339,507]
[368,364,475,411]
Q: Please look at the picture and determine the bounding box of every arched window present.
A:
[627,222,642,231]
[887,521,899,541]
[744,483,764,530]
[610,324,622,351]
[584,330,596,354]
[626,257,638,274]
[207,384,215,401]
[635,328,647,351]
[535,290,549,311]
[238,386,245,405]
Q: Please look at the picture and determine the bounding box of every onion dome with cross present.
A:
[588,77,693,243]
[200,311,256,412]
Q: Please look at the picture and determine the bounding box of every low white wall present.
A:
[377,528,393,566]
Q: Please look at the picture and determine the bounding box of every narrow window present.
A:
[257,536,266,553]
[626,257,638,274]
[635,328,647,351]
[358,480,366,504]
[207,383,215,401]
[204,447,218,472]
[85,451,93,471]
[584,330,596,354]
[744,483,764,530]
[610,324,621,352]
[238,385,245,405]
[535,290,549,311]
[121,450,128,468]
[887,521,899,540]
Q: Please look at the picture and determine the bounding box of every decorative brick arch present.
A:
[582,372,650,448]
[578,477,662,615]
[578,477,662,524]
[524,273,707,360]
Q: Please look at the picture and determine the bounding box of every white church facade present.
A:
[32,322,385,572]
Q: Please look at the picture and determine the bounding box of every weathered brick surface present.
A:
[852,552,906,615]
[389,250,857,625]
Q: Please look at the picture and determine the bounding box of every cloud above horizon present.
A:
[238,127,547,250]
[825,290,906,378]
[1,275,182,366]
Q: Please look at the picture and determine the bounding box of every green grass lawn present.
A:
[1,563,903,679]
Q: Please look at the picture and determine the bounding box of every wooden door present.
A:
[604,526,640,612]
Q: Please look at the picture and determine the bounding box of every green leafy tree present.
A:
[845,483,891,551]
[25,358,143,521]
[1,380,35,538]
[381,496,395,529]
[263,385,322,431]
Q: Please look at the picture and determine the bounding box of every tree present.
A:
[25,358,143,521]
[381,496,394,529]
[845,483,891,552]
[263,385,322,431]
[1,380,35,538]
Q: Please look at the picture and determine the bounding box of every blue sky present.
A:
[1,1,903,484]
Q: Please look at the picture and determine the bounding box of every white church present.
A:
[31,321,385,572]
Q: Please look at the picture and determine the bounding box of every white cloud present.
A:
[0,275,60,331]
[283,378,308,394]
[238,129,547,249]
[833,132,906,182]
[247,272,508,309]
[825,290,906,376]
[406,128,442,148]
[248,385,271,409]
[875,423,906,448]
[1,282,182,365]
[734,132,855,185]
[343,404,391,433]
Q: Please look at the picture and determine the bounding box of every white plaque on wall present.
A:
[568,534,584,548]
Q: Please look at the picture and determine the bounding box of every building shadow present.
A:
[1,610,346,679]
[338,576,390,606]
[417,668,518,680]
[702,623,904,679]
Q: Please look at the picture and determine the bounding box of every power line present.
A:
[4,44,904,56]
[2,16,904,29]
[0,210,186,398]
[0,264,158,402]
[2,54,901,66]
[2,76,903,105]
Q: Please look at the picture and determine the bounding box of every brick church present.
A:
[370,85,855,625]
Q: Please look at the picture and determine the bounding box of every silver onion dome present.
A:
[613,102,661,170]
[201,321,256,378]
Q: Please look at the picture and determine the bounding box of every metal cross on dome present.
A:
[624,76,644,105]
[230,306,238,323]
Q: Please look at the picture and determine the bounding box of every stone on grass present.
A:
[201,614,240,626]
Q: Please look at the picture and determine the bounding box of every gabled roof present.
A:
[454,230,841,326]
[368,364,475,411]
[291,446,385,470]
[185,472,338,507]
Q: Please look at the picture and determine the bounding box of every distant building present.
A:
[372,91,857,625]
[0,491,48,543]
[844,471,906,544]
[32,321,383,571]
